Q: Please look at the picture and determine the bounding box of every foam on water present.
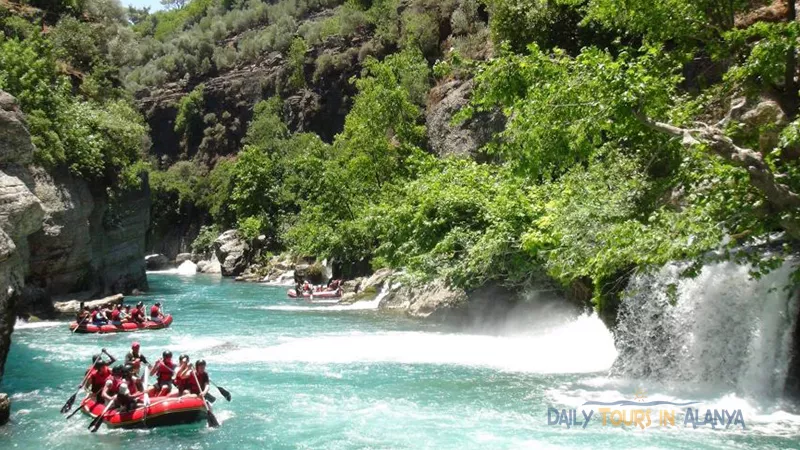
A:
[210,313,617,374]
[14,319,64,330]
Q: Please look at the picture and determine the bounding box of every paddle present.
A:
[210,381,231,402]
[65,395,87,420]
[191,368,219,428]
[61,353,101,413]
[205,392,217,403]
[88,401,114,432]
[72,315,89,334]
[141,366,150,426]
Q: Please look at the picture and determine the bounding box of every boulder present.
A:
[360,269,393,293]
[197,255,222,274]
[381,279,468,319]
[145,254,170,270]
[53,293,124,316]
[176,260,197,275]
[175,253,193,264]
[342,278,362,294]
[213,230,250,276]
[0,393,9,425]
[0,91,34,165]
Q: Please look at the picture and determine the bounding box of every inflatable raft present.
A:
[287,289,342,299]
[81,394,205,429]
[69,315,173,334]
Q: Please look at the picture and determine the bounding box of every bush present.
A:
[191,225,220,255]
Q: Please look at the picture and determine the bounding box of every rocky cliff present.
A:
[0,91,150,377]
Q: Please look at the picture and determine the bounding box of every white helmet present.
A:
[118,383,129,395]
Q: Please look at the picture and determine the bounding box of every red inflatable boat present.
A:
[69,315,173,334]
[81,394,206,429]
[287,289,342,299]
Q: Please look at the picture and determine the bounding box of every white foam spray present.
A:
[613,260,799,402]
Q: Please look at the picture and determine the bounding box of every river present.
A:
[1,273,799,449]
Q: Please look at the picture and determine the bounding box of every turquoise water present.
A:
[1,273,800,449]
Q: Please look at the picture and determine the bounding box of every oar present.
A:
[141,366,150,427]
[210,381,231,402]
[191,368,219,428]
[72,316,89,334]
[65,395,87,420]
[88,400,114,432]
[61,354,101,413]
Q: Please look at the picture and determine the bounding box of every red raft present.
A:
[81,394,206,429]
[69,315,173,334]
[287,289,342,299]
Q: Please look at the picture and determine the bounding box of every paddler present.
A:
[150,302,164,322]
[101,365,125,403]
[84,350,116,402]
[124,342,148,376]
[149,350,176,396]
[107,383,139,413]
[174,354,192,395]
[187,359,211,398]
[122,364,141,395]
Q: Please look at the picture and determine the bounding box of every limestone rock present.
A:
[342,278,362,294]
[213,230,250,277]
[426,79,504,161]
[197,254,222,274]
[381,279,468,319]
[0,393,9,425]
[53,293,124,316]
[0,91,34,165]
[359,269,392,300]
[175,253,193,264]
[145,254,170,270]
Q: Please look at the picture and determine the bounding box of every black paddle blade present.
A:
[61,393,77,414]
[216,385,231,402]
[88,414,104,432]
[206,410,220,428]
[66,407,82,420]
[205,393,216,404]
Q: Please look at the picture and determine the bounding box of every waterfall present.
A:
[613,260,799,402]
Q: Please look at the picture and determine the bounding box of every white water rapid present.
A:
[613,260,799,402]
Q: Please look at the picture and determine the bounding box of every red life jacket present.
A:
[129,307,138,318]
[156,360,175,382]
[111,309,120,321]
[91,311,98,320]
[89,367,110,393]
[106,376,122,395]
[188,371,209,394]
[150,305,159,318]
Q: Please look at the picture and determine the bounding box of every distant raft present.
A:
[287,289,342,299]
[81,394,205,429]
[69,315,173,334]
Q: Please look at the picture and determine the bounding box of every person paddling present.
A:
[150,302,164,322]
[110,305,122,326]
[84,350,117,402]
[174,354,192,395]
[125,342,148,376]
[101,365,125,404]
[149,351,176,396]
[188,360,211,398]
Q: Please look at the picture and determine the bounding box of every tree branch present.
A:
[636,112,800,237]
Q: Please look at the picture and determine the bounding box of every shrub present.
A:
[192,224,221,255]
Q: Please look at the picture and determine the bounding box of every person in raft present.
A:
[76,304,90,324]
[122,364,142,395]
[101,365,125,404]
[188,359,211,398]
[125,342,148,376]
[174,354,192,395]
[109,382,139,413]
[150,302,165,322]
[84,350,117,402]
[150,350,176,396]
[109,305,122,326]
[90,307,107,326]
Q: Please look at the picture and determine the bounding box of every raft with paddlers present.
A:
[69,314,173,333]
[287,289,342,299]
[79,394,206,428]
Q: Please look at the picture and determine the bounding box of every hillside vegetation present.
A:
[2,0,799,315]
